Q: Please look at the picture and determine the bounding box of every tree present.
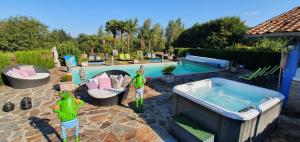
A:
[173,17,248,49]
[151,23,164,51]
[0,16,49,51]
[119,20,126,52]
[48,29,72,45]
[124,18,138,51]
[105,20,120,49]
[77,34,100,53]
[139,19,152,52]
[98,26,105,38]
[165,18,184,50]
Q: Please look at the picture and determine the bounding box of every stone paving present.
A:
[0,67,299,142]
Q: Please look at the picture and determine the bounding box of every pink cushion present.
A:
[18,68,29,77]
[26,69,37,76]
[18,66,36,76]
[86,80,98,90]
[98,77,112,89]
[9,69,24,78]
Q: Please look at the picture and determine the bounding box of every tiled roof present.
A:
[247,6,300,36]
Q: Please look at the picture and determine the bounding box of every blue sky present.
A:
[0,0,300,37]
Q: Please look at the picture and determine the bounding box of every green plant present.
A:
[15,50,54,69]
[131,52,140,59]
[0,52,12,85]
[78,57,89,63]
[57,40,81,65]
[162,65,176,75]
[60,75,72,82]
[174,48,281,69]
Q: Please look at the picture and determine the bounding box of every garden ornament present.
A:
[66,61,72,72]
[2,102,14,112]
[53,91,84,142]
[20,97,32,110]
[132,70,146,113]
[51,47,61,68]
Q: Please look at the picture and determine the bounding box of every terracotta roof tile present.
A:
[247,6,300,35]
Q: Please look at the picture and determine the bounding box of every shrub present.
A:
[57,41,81,65]
[175,48,281,69]
[15,50,54,69]
[162,65,176,75]
[0,52,12,85]
[60,75,72,82]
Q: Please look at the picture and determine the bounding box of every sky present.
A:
[0,0,300,37]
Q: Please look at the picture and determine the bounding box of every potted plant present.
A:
[132,52,139,64]
[60,74,74,91]
[230,61,238,73]
[78,57,89,67]
[162,65,176,83]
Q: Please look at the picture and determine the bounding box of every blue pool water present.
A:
[191,83,268,112]
[72,62,217,84]
[174,78,277,112]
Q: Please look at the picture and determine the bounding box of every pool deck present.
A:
[0,67,299,142]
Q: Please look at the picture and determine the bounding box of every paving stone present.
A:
[0,67,297,142]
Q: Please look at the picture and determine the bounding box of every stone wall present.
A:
[287,80,300,113]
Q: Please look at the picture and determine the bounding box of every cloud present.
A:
[242,11,260,16]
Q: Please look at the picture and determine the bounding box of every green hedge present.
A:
[0,52,13,85]
[175,48,281,69]
[15,50,54,69]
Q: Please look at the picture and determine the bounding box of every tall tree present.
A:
[125,18,138,51]
[0,16,49,51]
[119,20,126,52]
[151,23,164,51]
[139,19,151,52]
[165,18,184,49]
[98,26,105,38]
[173,17,248,49]
[77,34,100,53]
[105,20,120,49]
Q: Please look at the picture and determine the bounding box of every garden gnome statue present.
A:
[79,67,86,85]
[66,61,72,72]
[52,47,61,68]
[132,67,146,112]
[53,91,84,142]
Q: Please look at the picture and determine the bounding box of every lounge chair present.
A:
[124,54,132,60]
[2,65,50,89]
[86,70,131,106]
[239,68,262,81]
[263,66,280,76]
[257,66,271,77]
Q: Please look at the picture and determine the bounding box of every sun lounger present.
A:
[263,66,280,76]
[239,68,262,81]
[124,54,131,60]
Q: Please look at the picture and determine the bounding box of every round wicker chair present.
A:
[87,70,131,106]
[2,65,50,89]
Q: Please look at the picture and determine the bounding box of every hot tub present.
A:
[172,78,284,142]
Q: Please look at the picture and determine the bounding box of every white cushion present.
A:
[88,89,118,99]
[106,87,126,93]
[21,73,49,80]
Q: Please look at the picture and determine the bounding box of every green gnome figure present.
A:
[53,91,84,142]
[132,69,146,113]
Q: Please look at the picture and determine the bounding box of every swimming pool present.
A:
[72,62,217,84]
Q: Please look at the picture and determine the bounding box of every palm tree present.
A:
[125,18,138,51]
[119,20,126,52]
[105,20,120,49]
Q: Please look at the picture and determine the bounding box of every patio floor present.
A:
[0,67,299,142]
